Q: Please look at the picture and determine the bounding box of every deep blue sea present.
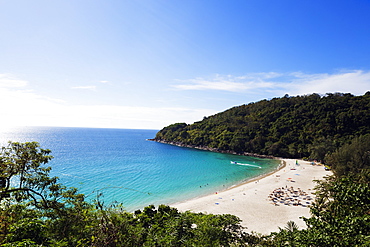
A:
[0,127,280,211]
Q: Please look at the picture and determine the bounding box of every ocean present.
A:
[0,127,280,211]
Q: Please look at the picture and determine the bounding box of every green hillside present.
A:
[155,92,370,161]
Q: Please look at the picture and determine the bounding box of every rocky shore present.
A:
[147,139,279,160]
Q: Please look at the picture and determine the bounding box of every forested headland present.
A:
[154,92,370,163]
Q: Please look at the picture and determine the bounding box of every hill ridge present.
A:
[154,92,370,161]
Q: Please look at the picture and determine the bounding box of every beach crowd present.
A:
[269,186,314,207]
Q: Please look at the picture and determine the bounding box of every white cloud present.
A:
[0,92,214,129]
[100,80,109,83]
[173,70,370,96]
[286,70,370,96]
[0,74,214,129]
[0,74,28,88]
[173,75,275,92]
[236,72,282,80]
[71,85,97,91]
[49,105,215,129]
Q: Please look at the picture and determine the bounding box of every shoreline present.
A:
[168,157,285,206]
[167,160,285,208]
[225,159,287,191]
[171,158,330,235]
[148,139,279,159]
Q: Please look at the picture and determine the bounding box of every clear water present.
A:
[0,127,280,211]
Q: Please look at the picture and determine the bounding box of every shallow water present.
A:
[0,127,280,211]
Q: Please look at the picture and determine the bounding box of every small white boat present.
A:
[230,161,261,168]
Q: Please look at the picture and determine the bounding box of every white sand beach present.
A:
[172,159,331,235]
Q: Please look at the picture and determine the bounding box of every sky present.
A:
[1,0,370,130]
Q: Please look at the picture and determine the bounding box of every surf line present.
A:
[230,161,262,168]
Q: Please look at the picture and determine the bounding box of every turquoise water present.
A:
[0,127,280,211]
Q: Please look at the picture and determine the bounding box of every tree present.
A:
[302,176,370,246]
[0,142,93,245]
[325,134,370,178]
[307,137,336,162]
[0,141,54,205]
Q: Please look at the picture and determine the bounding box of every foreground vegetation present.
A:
[0,137,369,246]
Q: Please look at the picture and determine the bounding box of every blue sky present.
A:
[1,0,370,129]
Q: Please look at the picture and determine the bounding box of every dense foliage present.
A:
[325,134,370,178]
[154,92,370,161]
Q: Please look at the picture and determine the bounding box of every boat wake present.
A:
[230,161,262,168]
